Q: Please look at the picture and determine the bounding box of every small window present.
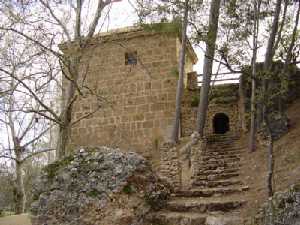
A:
[125,51,137,65]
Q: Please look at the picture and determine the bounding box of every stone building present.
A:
[63,24,243,163]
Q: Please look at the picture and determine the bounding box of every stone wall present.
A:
[64,27,197,160]
[205,103,241,135]
[159,142,181,190]
[181,72,199,137]
[190,137,207,186]
[158,134,207,190]
[181,81,242,137]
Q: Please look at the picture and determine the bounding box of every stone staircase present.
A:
[152,133,248,225]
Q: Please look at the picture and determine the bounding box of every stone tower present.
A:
[64,25,198,160]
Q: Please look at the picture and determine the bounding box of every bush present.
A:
[191,95,199,107]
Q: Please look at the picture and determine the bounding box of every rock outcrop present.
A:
[30,147,170,225]
[253,183,300,225]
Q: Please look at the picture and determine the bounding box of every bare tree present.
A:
[0,0,120,159]
[171,0,189,143]
[262,0,282,121]
[0,36,58,213]
[261,0,282,199]
[0,74,54,213]
[249,0,261,152]
[196,0,221,136]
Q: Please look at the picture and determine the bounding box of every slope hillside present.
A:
[239,99,300,222]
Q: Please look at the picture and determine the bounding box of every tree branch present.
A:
[0,67,61,123]
[39,0,72,41]
[21,148,56,163]
[86,0,111,39]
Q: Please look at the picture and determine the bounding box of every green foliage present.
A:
[209,84,239,103]
[241,61,300,106]
[171,67,179,78]
[123,184,134,194]
[141,22,181,36]
[211,96,238,104]
[294,183,300,192]
[87,190,100,198]
[0,210,13,218]
[43,155,74,180]
[0,172,14,212]
[154,138,159,151]
[190,95,199,107]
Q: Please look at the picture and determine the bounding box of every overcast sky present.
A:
[105,1,241,84]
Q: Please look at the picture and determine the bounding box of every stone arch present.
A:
[213,113,230,134]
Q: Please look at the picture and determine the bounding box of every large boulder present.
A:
[30,147,170,225]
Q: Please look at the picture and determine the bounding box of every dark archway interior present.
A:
[213,113,230,134]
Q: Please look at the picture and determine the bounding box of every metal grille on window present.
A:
[125,51,137,65]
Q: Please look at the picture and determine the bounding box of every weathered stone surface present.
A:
[67,26,197,158]
[254,183,300,225]
[30,147,170,225]
[150,133,248,225]
[206,215,242,225]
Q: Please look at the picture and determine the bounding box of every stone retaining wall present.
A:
[159,142,181,190]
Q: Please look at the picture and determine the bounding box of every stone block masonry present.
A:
[62,26,197,162]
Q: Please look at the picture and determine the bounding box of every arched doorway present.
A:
[213,113,230,134]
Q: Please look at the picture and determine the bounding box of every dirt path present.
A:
[0,214,31,225]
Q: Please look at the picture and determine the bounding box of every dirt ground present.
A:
[0,214,31,225]
[240,99,300,221]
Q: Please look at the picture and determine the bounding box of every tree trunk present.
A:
[56,56,80,159]
[279,1,300,116]
[261,0,282,124]
[249,62,257,152]
[196,0,221,136]
[284,1,300,70]
[264,0,282,70]
[57,123,71,159]
[171,0,189,143]
[249,0,261,152]
[14,147,26,214]
[264,114,274,198]
[238,76,247,132]
[273,0,288,53]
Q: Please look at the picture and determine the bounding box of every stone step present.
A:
[150,211,244,225]
[206,145,245,151]
[207,143,243,148]
[197,163,241,171]
[202,154,241,160]
[207,135,239,141]
[192,178,243,188]
[204,150,243,156]
[201,157,241,164]
[166,197,246,213]
[149,211,206,225]
[174,186,249,197]
[207,139,239,144]
[196,172,239,181]
[201,160,241,166]
[197,168,239,176]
